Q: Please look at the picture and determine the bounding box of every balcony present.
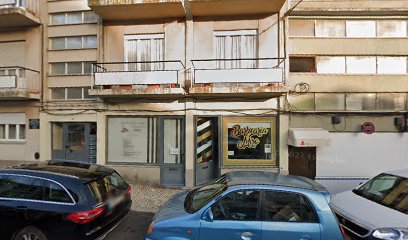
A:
[0,66,40,100]
[89,61,186,98]
[190,58,287,98]
[189,0,286,17]
[0,0,40,29]
[88,0,185,21]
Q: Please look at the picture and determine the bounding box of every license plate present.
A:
[107,194,125,210]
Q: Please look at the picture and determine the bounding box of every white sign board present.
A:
[194,68,283,84]
[95,71,178,85]
[0,76,16,88]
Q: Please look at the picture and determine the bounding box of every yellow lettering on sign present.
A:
[230,125,269,150]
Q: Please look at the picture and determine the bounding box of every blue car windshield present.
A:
[353,173,408,214]
[185,176,227,213]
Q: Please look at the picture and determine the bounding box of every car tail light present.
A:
[127,185,132,195]
[340,225,347,240]
[66,207,104,224]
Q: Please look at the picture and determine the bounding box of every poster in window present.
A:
[223,117,277,166]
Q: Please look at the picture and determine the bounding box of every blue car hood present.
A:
[152,191,190,222]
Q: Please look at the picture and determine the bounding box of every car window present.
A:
[44,181,73,203]
[263,191,319,223]
[353,174,408,214]
[87,172,129,204]
[0,175,44,201]
[212,190,260,221]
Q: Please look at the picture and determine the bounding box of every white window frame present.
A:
[124,33,165,63]
[50,62,94,76]
[50,11,98,26]
[50,35,97,50]
[50,87,92,101]
[0,124,26,141]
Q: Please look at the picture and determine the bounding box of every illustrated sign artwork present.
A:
[223,117,277,166]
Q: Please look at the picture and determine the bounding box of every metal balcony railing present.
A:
[91,61,185,89]
[191,58,285,87]
[0,0,39,15]
[0,66,40,94]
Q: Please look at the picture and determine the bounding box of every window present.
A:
[346,21,376,38]
[185,178,227,213]
[287,94,315,111]
[377,21,407,38]
[315,20,345,38]
[0,124,26,140]
[0,175,44,200]
[263,191,318,223]
[87,172,129,204]
[214,30,258,68]
[346,94,376,111]
[44,181,72,203]
[51,87,94,100]
[377,57,407,74]
[50,11,98,25]
[125,34,164,71]
[107,117,158,164]
[289,20,315,37]
[212,190,260,221]
[316,56,346,74]
[315,93,345,111]
[290,57,316,72]
[377,93,406,111]
[50,62,94,75]
[346,57,376,74]
[50,36,97,50]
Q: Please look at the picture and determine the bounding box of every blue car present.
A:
[146,171,346,240]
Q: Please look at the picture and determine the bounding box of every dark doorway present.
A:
[195,117,219,186]
[52,122,97,163]
[289,146,316,179]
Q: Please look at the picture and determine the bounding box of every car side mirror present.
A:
[202,208,214,222]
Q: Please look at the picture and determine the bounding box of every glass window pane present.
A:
[346,21,376,38]
[290,57,316,72]
[51,88,65,100]
[83,11,98,23]
[315,93,345,111]
[289,20,315,37]
[51,63,65,75]
[52,122,63,150]
[0,125,5,139]
[19,125,26,140]
[66,37,82,49]
[315,20,345,38]
[51,38,65,50]
[288,94,315,111]
[377,57,407,74]
[377,21,407,38]
[377,93,406,111]
[51,13,65,25]
[83,36,97,48]
[44,181,72,203]
[346,57,377,74]
[212,190,260,221]
[0,176,44,200]
[263,191,318,223]
[83,62,93,74]
[66,12,82,24]
[346,94,376,111]
[317,57,345,74]
[9,125,16,139]
[67,62,82,74]
[67,88,82,99]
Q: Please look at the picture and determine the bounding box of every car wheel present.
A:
[13,226,48,240]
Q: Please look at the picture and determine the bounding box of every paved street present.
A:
[105,183,184,240]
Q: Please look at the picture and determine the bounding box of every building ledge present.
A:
[0,7,40,29]
[88,87,186,98]
[189,85,288,98]
[0,91,40,100]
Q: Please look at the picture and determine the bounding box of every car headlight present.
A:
[372,228,408,240]
[147,222,154,235]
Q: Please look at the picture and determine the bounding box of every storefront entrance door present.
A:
[52,123,97,163]
[160,118,185,187]
[195,117,219,186]
[288,146,316,179]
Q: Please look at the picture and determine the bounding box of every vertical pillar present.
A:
[96,111,106,165]
[279,114,289,174]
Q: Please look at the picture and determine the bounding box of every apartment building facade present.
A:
[0,0,288,188]
[287,0,408,192]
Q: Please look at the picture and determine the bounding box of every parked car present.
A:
[0,160,132,240]
[146,171,346,240]
[331,169,408,240]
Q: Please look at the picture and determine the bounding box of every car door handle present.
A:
[241,232,253,240]
[300,235,312,240]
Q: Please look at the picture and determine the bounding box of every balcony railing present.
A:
[0,0,40,28]
[0,66,40,99]
[190,58,286,97]
[90,61,186,97]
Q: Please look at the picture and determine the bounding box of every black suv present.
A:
[0,160,132,240]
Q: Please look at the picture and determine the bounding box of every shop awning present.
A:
[288,128,331,147]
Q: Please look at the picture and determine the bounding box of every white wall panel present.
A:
[346,21,376,38]
[316,56,345,74]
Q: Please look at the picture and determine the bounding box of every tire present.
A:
[12,226,48,240]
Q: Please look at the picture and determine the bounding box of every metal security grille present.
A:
[196,117,214,164]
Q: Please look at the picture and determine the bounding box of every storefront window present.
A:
[223,117,277,166]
